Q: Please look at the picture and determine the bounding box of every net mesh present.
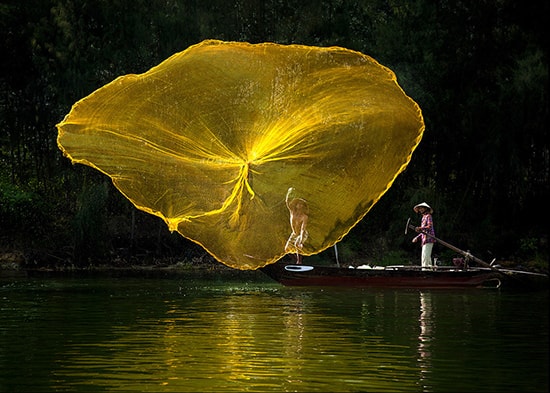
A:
[57,40,425,270]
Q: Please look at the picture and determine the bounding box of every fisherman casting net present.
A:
[57,40,424,269]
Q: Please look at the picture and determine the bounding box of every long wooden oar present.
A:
[405,218,499,271]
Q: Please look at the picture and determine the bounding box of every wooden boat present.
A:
[261,219,549,290]
[261,262,549,290]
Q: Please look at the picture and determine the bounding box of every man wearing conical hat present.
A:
[412,202,436,268]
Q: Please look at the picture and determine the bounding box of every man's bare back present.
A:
[285,188,309,262]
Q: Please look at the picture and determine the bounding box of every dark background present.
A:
[1,0,547,271]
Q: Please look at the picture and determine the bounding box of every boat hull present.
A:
[261,263,548,290]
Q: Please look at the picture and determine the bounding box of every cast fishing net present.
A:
[57,40,424,269]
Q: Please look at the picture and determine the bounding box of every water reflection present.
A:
[418,291,433,386]
[48,287,424,392]
[1,275,547,392]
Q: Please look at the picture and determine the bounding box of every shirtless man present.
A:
[285,187,309,264]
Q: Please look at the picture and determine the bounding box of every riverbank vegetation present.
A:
[1,1,548,273]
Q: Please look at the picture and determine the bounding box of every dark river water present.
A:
[0,269,547,392]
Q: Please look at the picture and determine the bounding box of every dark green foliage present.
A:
[0,176,46,239]
[71,181,109,266]
[0,0,547,270]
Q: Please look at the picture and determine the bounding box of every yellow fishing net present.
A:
[57,40,424,270]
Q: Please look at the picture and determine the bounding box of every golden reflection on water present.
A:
[50,287,422,392]
[1,277,547,392]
